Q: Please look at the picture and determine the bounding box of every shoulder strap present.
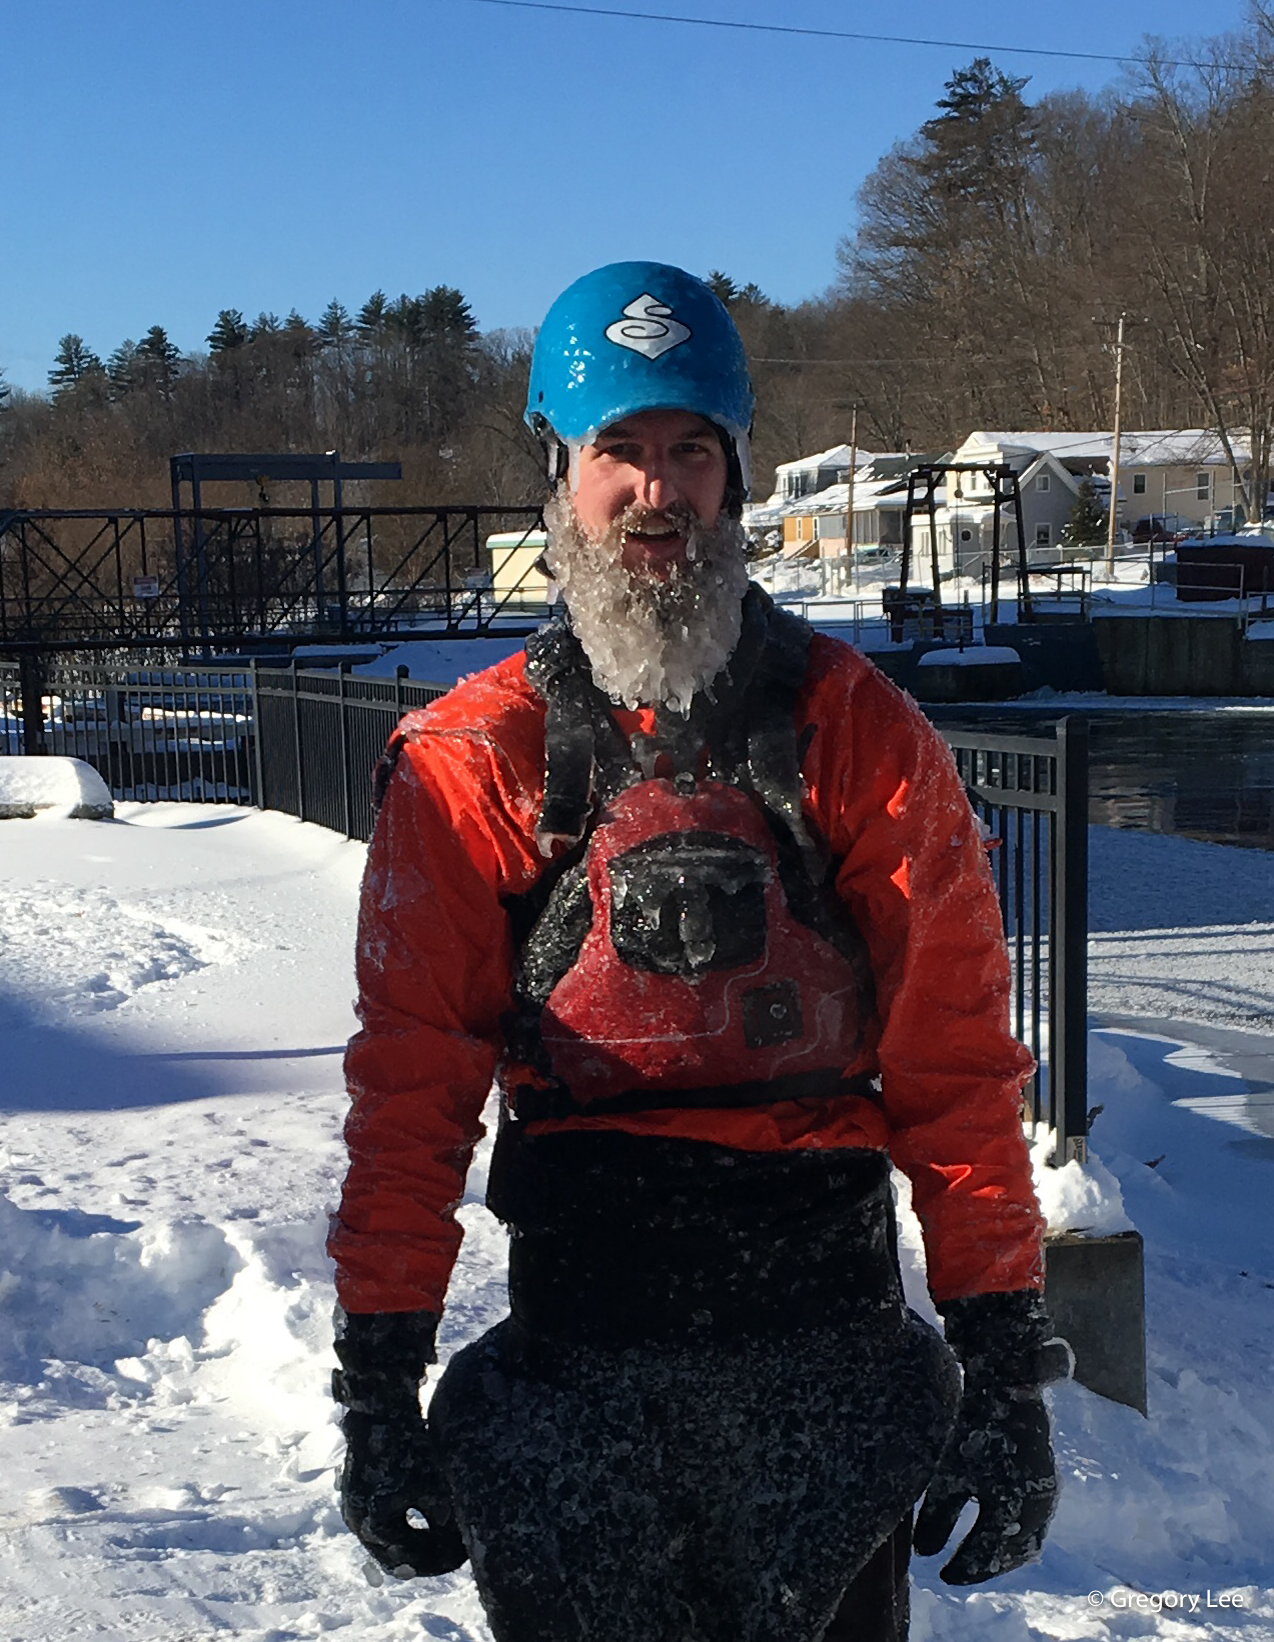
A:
[739,591,820,872]
[525,615,633,849]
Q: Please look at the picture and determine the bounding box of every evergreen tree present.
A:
[705,270,740,305]
[918,58,1037,198]
[386,293,423,341]
[48,334,105,397]
[249,311,281,340]
[1062,476,1107,547]
[318,299,353,346]
[0,365,9,409]
[107,339,141,398]
[136,325,182,393]
[418,285,477,344]
[207,309,249,352]
[356,291,389,335]
[282,308,316,360]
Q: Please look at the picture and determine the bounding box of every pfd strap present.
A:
[510,1067,880,1123]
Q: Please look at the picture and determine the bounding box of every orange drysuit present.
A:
[329,628,1043,1317]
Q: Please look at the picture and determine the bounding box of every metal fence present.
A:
[946,718,1089,1165]
[1,656,1088,1160]
[0,659,445,834]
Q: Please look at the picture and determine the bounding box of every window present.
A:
[1197,472,1211,500]
[1133,473,1147,495]
[1035,523,1052,547]
[1035,474,1050,492]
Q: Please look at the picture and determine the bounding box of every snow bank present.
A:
[1028,1125,1135,1235]
[0,754,113,819]
[353,637,525,686]
[0,1192,239,1374]
[915,645,1022,668]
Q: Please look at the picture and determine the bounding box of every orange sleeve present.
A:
[327,666,545,1315]
[802,641,1044,1303]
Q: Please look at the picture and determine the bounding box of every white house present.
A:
[746,449,914,559]
[752,427,1268,586]
[768,443,882,504]
[951,429,1264,547]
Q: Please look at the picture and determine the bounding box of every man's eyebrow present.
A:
[595,418,715,439]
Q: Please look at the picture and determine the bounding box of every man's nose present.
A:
[635,458,678,513]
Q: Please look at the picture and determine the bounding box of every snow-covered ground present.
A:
[2,803,1273,1641]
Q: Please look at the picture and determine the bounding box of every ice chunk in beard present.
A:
[542,490,749,715]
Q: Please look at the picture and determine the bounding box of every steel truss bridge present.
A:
[0,503,548,656]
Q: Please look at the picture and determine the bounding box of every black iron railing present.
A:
[0,657,1087,1161]
[945,718,1089,1166]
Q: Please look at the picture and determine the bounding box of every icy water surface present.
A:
[928,708,1274,852]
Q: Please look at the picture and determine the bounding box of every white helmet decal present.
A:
[604,294,692,360]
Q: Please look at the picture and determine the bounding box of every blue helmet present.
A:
[526,261,755,493]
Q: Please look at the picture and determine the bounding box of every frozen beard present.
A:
[543,489,749,714]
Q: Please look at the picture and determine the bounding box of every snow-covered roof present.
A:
[959,430,1254,466]
[745,475,922,524]
[773,443,881,477]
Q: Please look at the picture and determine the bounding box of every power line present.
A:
[466,0,1220,71]
[752,343,1119,368]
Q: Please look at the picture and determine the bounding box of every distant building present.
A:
[750,428,1270,584]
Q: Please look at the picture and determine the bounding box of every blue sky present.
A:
[1,0,1255,393]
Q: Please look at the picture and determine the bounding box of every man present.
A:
[328,262,1067,1642]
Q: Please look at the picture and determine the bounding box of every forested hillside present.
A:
[3,9,1271,514]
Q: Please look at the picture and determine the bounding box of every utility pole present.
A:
[845,403,858,561]
[1105,312,1126,575]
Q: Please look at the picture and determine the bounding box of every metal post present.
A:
[990,469,1003,624]
[900,472,915,598]
[332,457,349,636]
[171,463,191,652]
[192,470,211,657]
[18,651,47,756]
[1051,716,1089,1163]
[310,477,324,624]
[1105,312,1126,576]
[251,660,265,810]
[292,663,305,823]
[338,661,352,840]
[1011,470,1030,620]
[845,404,858,566]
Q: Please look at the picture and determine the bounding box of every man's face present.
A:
[572,408,729,580]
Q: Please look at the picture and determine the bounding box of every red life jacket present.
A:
[505,588,876,1121]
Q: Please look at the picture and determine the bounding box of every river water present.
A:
[927,707,1274,853]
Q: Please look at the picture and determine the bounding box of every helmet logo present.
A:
[604,294,691,360]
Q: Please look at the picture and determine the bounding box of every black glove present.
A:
[332,1306,467,1578]
[914,1290,1070,1586]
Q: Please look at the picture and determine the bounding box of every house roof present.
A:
[744,473,944,526]
[772,443,882,476]
[959,430,1252,466]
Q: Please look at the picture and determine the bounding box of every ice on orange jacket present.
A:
[329,633,1043,1315]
